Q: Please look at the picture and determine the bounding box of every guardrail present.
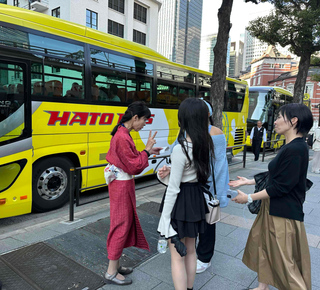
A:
[261,139,285,162]
[68,146,248,222]
[68,155,169,222]
[227,144,247,168]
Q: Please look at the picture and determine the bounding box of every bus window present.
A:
[248,90,269,122]
[178,86,195,103]
[0,25,84,61]
[198,75,211,88]
[31,60,85,99]
[44,61,84,99]
[157,65,195,84]
[90,48,153,75]
[198,87,210,99]
[127,75,152,104]
[32,81,45,96]
[156,82,178,105]
[92,67,126,102]
[224,91,245,112]
[64,82,84,99]
[0,63,25,142]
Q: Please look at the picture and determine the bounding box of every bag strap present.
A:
[212,164,217,198]
[202,162,217,201]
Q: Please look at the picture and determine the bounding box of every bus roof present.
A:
[0,5,169,60]
[249,86,293,96]
[0,4,247,87]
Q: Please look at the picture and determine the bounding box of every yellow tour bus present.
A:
[246,86,293,148]
[0,4,248,218]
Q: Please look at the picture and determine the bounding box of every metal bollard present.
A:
[262,142,266,162]
[69,167,75,222]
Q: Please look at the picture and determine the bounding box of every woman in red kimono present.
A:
[104,101,161,285]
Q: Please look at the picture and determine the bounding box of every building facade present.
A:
[243,30,297,71]
[157,0,203,68]
[199,33,231,74]
[269,68,320,126]
[6,0,161,50]
[229,40,244,78]
[240,45,297,87]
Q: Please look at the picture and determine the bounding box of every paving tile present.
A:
[309,247,320,266]
[216,222,238,237]
[193,267,215,289]
[209,251,257,286]
[307,233,320,248]
[12,228,61,244]
[150,282,175,290]
[200,274,248,290]
[236,249,244,260]
[304,214,320,228]
[226,227,250,243]
[303,223,320,237]
[0,237,27,254]
[303,205,314,215]
[215,234,246,257]
[221,215,254,230]
[305,194,320,203]
[249,277,277,289]
[226,201,246,209]
[311,263,320,288]
[138,251,173,285]
[221,206,256,221]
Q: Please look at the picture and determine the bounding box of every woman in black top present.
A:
[229,103,313,290]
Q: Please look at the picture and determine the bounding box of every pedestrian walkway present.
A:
[1,151,320,290]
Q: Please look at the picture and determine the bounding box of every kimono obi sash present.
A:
[104,163,133,185]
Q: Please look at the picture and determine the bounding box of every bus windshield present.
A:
[248,90,271,122]
[0,63,25,143]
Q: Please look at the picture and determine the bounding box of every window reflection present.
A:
[157,65,195,83]
[90,48,153,75]
[91,66,152,103]
[0,25,84,60]
[0,63,25,141]
[156,82,178,105]
[31,60,84,99]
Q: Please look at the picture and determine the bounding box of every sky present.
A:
[201,0,274,41]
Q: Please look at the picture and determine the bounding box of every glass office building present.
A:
[157,0,203,69]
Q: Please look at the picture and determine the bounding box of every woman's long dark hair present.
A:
[177,98,214,184]
[111,101,151,136]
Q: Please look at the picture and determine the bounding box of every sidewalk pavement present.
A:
[1,151,320,290]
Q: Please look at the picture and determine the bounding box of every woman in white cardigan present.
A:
[157,98,214,290]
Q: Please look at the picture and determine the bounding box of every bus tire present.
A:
[32,157,73,212]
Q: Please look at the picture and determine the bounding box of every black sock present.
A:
[187,288,193,290]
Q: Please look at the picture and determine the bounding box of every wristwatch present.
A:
[247,194,253,204]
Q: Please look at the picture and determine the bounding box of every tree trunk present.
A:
[293,53,311,103]
[210,0,233,129]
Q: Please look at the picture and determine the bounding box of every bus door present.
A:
[0,58,32,218]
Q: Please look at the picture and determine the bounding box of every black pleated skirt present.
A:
[159,182,208,239]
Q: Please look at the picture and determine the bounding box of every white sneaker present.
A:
[196,259,211,273]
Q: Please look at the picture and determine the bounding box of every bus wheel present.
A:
[32,157,73,212]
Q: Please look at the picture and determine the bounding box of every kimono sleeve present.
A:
[116,136,149,175]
